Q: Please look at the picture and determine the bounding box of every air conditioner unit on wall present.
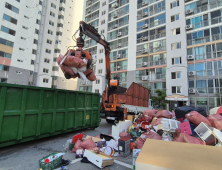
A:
[186,25,193,30]
[114,3,119,8]
[85,44,88,48]
[114,13,118,18]
[188,71,196,76]
[88,9,91,13]
[142,1,148,6]
[143,24,148,28]
[116,54,122,59]
[189,88,196,93]
[142,62,148,67]
[117,66,121,70]
[142,49,149,54]
[186,9,194,15]
[142,36,148,41]
[142,76,148,81]
[114,24,118,28]
[187,55,194,60]
[88,1,92,5]
[118,43,122,48]
[137,49,142,53]
[143,12,148,17]
[117,32,122,37]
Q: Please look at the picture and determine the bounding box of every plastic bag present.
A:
[142,113,153,122]
[97,141,107,148]
[176,133,206,145]
[143,109,158,118]
[71,140,83,153]
[130,129,141,139]
[119,132,132,139]
[106,139,118,151]
[80,137,96,150]
[207,114,222,130]
[156,110,172,119]
[152,118,162,126]
[185,111,211,126]
[135,137,145,149]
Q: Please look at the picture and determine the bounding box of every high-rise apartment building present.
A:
[0,0,83,90]
[80,0,222,113]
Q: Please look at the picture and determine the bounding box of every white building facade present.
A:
[79,0,222,113]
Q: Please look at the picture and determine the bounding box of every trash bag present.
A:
[207,114,222,130]
[135,137,145,149]
[142,113,152,122]
[130,128,141,139]
[80,137,96,150]
[185,111,211,126]
[156,110,172,119]
[175,106,207,119]
[152,118,162,126]
[97,141,106,148]
[71,140,83,153]
[119,132,132,139]
[143,109,158,118]
[143,130,162,140]
[176,133,206,145]
[173,129,181,141]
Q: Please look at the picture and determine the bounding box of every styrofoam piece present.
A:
[161,118,180,132]
[194,122,215,142]
[112,120,132,137]
[213,128,222,142]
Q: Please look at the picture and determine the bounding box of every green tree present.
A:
[151,89,168,109]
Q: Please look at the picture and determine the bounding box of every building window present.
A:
[95,89,99,93]
[54,49,61,53]
[0,51,12,59]
[35,29,39,35]
[15,0,20,2]
[45,49,51,54]
[102,1,106,6]
[60,0,66,4]
[30,71,34,76]
[172,57,182,65]
[98,69,102,74]
[44,58,50,63]
[53,58,57,62]
[31,60,35,65]
[43,68,49,73]
[55,40,61,44]
[172,86,182,94]
[19,48,25,51]
[52,76,57,80]
[52,66,59,71]
[56,31,62,36]
[0,78,7,83]
[99,59,103,63]
[102,11,106,15]
[50,11,55,17]
[1,26,16,36]
[96,79,100,84]
[171,28,180,36]
[101,29,105,34]
[36,19,40,25]
[5,3,19,14]
[57,23,63,28]
[171,42,181,50]
[170,0,179,9]
[32,49,37,55]
[48,29,53,35]
[99,49,104,54]
[43,78,49,83]
[39,0,42,5]
[47,39,52,44]
[0,38,14,47]
[51,3,56,9]
[17,59,23,63]
[3,14,17,25]
[22,26,28,30]
[58,15,64,19]
[59,7,65,11]
[101,20,105,25]
[16,71,22,74]
[171,72,181,79]
[171,14,179,22]
[49,20,54,26]
[0,64,9,71]
[33,39,38,44]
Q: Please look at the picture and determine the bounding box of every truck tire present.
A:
[106,119,115,123]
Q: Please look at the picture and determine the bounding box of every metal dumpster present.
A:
[0,83,100,147]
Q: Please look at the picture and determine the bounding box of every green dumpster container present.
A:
[0,83,100,147]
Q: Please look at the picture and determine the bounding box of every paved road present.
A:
[0,119,132,170]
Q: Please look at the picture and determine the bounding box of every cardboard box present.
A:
[127,115,135,122]
[84,150,113,169]
[136,139,222,170]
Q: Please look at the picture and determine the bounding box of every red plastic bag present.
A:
[143,109,158,118]
[71,140,83,153]
[142,113,153,122]
[72,134,84,144]
[176,133,206,145]
[141,131,162,141]
[185,111,211,126]
[135,137,145,149]
[80,137,96,150]
[152,118,162,126]
[119,132,132,139]
[207,114,222,130]
[156,110,172,119]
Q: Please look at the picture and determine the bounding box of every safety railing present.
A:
[108,20,129,31]
[111,65,127,72]
[136,46,166,56]
[108,9,129,22]
[110,54,128,61]
[137,18,165,32]
[137,32,166,44]
[108,31,128,41]
[109,0,129,12]
[137,0,160,9]
[136,60,166,68]
[86,0,99,8]
[85,13,99,22]
[110,42,128,50]
[187,34,222,46]
[137,6,165,20]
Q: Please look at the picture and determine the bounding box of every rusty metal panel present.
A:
[133,97,139,106]
[144,88,149,100]
[140,86,144,100]
[126,83,134,96]
[126,95,133,105]
[117,94,126,104]
[139,98,143,107]
[133,83,140,98]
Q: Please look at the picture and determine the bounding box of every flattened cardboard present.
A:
[127,115,135,122]
[136,139,222,170]
[85,135,102,142]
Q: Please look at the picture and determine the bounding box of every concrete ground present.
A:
[0,119,133,170]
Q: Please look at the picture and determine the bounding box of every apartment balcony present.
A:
[137,0,160,9]
[186,16,222,31]
[109,0,116,3]
[109,0,129,12]
[108,9,129,22]
[55,44,61,50]
[137,32,166,44]
[136,60,166,68]
[58,19,64,24]
[137,6,165,21]
[194,87,222,94]
[137,18,165,32]
[108,20,129,31]
[136,46,166,56]
[59,10,65,16]
[151,88,166,96]
[136,74,166,81]
[185,0,222,17]
[108,31,128,41]
[86,5,99,16]
[86,0,99,8]
[86,14,99,22]
[79,81,92,85]
[85,42,97,48]
[59,2,66,8]
[191,69,222,77]
[188,52,222,61]
[110,54,127,61]
[111,65,127,72]
[119,77,127,83]
[187,34,222,46]
[110,42,128,50]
